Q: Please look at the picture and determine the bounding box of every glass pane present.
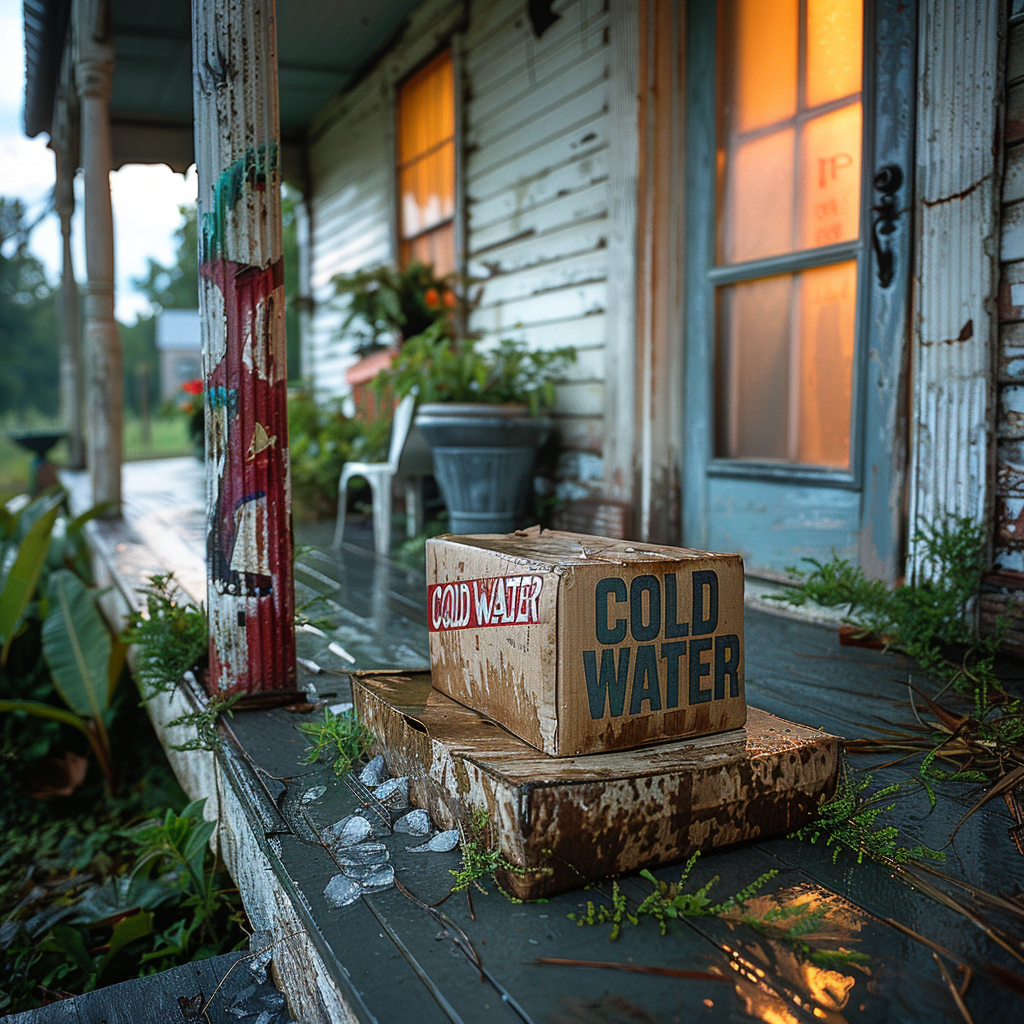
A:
[800,102,862,250]
[720,0,798,134]
[397,51,454,165]
[720,128,795,263]
[716,274,792,461]
[717,0,863,266]
[715,262,856,468]
[402,222,456,277]
[399,141,456,239]
[795,262,857,467]
[807,0,863,108]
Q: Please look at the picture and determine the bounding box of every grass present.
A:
[0,415,193,503]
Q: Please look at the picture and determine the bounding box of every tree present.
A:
[133,203,199,312]
[0,198,59,419]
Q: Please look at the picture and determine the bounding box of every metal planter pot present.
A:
[414,403,551,534]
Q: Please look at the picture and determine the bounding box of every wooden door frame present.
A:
[679,0,917,584]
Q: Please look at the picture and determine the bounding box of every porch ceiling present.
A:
[24,0,423,175]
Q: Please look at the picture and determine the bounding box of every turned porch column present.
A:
[191,0,297,695]
[54,139,85,470]
[74,43,122,513]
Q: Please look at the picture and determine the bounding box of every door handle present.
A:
[871,164,903,289]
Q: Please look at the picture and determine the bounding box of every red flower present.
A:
[182,379,203,396]
[424,287,440,309]
[442,290,456,308]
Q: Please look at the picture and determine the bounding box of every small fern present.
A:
[449,808,534,900]
[123,574,208,697]
[791,766,945,865]
[569,852,778,939]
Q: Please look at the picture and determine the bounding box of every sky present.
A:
[0,0,197,322]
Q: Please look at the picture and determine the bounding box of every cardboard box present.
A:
[352,670,837,899]
[426,527,745,756]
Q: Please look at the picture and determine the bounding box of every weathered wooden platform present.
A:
[354,669,838,898]
[59,460,1024,1024]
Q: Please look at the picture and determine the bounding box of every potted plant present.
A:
[332,262,456,420]
[374,323,575,534]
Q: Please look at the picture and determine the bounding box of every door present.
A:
[683,0,916,581]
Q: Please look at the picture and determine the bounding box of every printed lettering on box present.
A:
[580,570,742,721]
[428,575,545,632]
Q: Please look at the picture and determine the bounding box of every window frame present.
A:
[393,46,459,277]
[700,0,876,490]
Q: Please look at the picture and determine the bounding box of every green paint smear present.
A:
[200,141,279,262]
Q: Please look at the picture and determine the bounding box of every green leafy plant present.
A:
[569,852,777,940]
[122,574,208,698]
[374,322,576,414]
[165,693,243,753]
[332,261,456,354]
[287,385,391,519]
[791,765,945,865]
[449,808,533,900]
[123,574,245,753]
[719,891,871,967]
[776,516,995,697]
[0,492,121,792]
[126,798,232,949]
[298,707,372,775]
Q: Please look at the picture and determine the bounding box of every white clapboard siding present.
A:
[469,147,608,233]
[468,3,609,122]
[467,219,607,276]
[467,114,608,203]
[474,246,607,305]
[307,83,393,394]
[467,46,609,152]
[304,0,614,455]
[469,179,609,254]
[464,0,611,448]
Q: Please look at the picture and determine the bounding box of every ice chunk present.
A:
[393,809,431,836]
[406,829,460,853]
[323,874,362,908]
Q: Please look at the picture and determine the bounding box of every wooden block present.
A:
[352,670,840,900]
[426,527,746,756]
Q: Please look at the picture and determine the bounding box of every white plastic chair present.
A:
[332,395,433,555]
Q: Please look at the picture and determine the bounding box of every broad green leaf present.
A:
[183,819,216,868]
[42,569,112,720]
[66,502,110,537]
[0,500,61,662]
[0,698,92,736]
[14,489,63,542]
[97,910,154,980]
[44,924,96,975]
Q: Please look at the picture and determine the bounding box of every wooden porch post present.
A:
[54,136,85,471]
[191,0,297,695]
[74,31,122,512]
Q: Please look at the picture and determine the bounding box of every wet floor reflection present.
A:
[717,883,870,1023]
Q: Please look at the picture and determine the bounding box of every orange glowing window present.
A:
[396,50,456,276]
[714,0,863,469]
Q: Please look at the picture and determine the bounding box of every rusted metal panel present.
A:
[192,0,296,694]
[909,0,1003,582]
[352,669,838,900]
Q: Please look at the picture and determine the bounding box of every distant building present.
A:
[156,309,201,402]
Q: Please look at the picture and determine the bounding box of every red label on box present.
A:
[428,575,544,631]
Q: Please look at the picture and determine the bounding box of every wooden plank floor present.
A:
[64,461,1024,1024]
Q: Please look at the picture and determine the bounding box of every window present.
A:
[713,0,863,470]
[396,50,456,275]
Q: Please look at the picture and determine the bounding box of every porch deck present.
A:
[66,458,1024,1024]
